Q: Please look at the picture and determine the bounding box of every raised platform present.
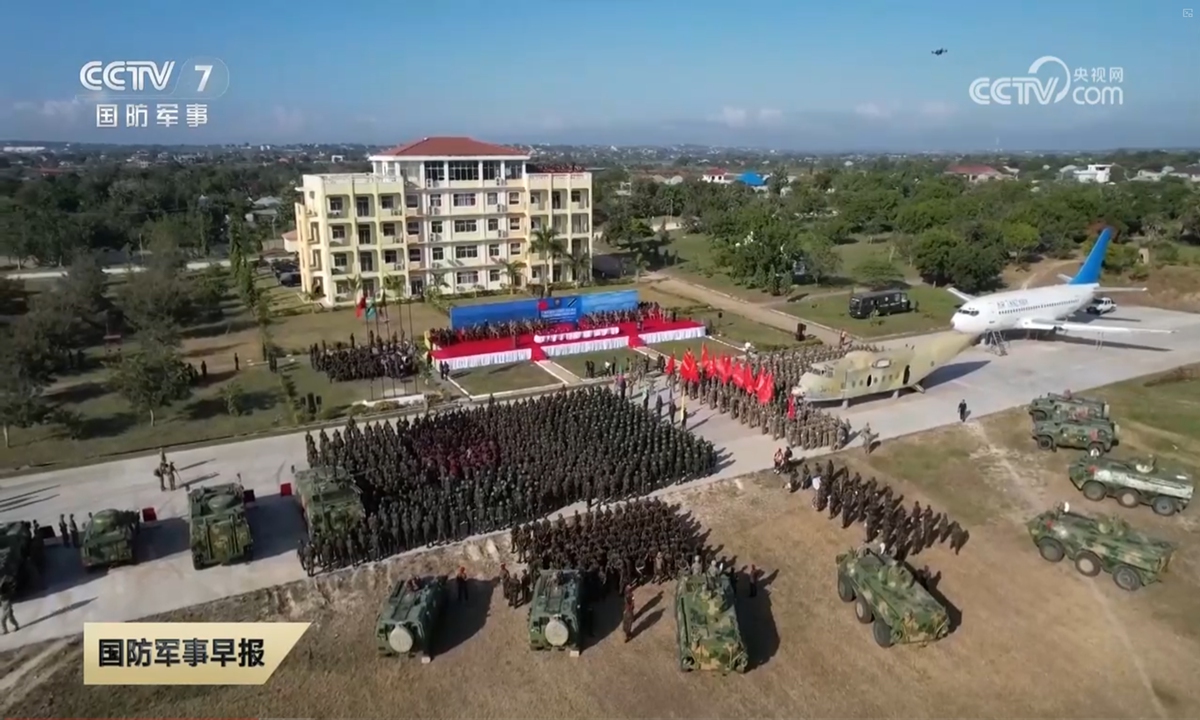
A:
[430,319,707,370]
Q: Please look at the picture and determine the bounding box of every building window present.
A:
[572,216,590,233]
[333,253,348,268]
[355,197,370,216]
[430,220,444,235]
[405,220,419,235]
[455,270,479,286]
[487,218,499,232]
[505,162,524,180]
[357,224,372,244]
[486,192,498,205]
[488,244,501,257]
[382,223,396,237]
[405,194,418,208]
[431,247,444,261]
[448,161,479,182]
[331,226,346,240]
[429,194,443,207]
[424,162,445,182]
[508,217,521,231]
[408,247,421,262]
[329,198,344,212]
[551,191,563,210]
[381,195,395,210]
[508,191,520,205]
[383,250,398,265]
[509,242,521,255]
[310,249,322,269]
[359,252,374,272]
[335,281,348,296]
[531,217,543,231]
[455,245,479,260]
[488,268,501,284]
[454,219,478,233]
[482,161,501,180]
[452,193,477,207]
[570,190,581,203]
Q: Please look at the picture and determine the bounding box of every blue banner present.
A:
[448,290,639,330]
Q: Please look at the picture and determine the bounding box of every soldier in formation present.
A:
[511,498,710,602]
[310,332,418,382]
[153,450,178,492]
[788,459,969,561]
[296,388,718,575]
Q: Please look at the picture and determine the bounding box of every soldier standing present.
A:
[455,566,469,602]
[0,579,17,634]
[499,564,512,607]
[58,514,70,548]
[621,585,635,643]
[519,569,532,606]
[68,514,80,548]
[168,462,178,491]
[958,399,969,422]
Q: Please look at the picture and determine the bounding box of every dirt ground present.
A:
[4,392,1199,719]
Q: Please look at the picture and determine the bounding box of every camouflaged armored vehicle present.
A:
[528,569,584,656]
[1068,456,1194,516]
[1028,392,1109,423]
[294,466,365,538]
[674,571,749,673]
[1032,418,1118,456]
[376,575,448,663]
[188,482,254,570]
[0,521,43,597]
[835,546,951,648]
[1027,502,1175,592]
[80,509,142,570]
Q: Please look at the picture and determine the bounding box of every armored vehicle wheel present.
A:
[192,553,203,571]
[872,618,894,648]
[837,574,856,602]
[1030,409,1048,422]
[544,618,570,647]
[1036,435,1054,450]
[1081,481,1107,502]
[1087,443,1105,457]
[680,655,696,672]
[388,626,415,655]
[1151,496,1178,517]
[854,597,874,624]
[1112,565,1142,592]
[1116,489,1140,509]
[1074,551,1102,577]
[1037,538,1065,563]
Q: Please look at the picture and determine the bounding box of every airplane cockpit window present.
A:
[955,308,980,317]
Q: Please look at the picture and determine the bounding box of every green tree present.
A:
[108,342,193,426]
[1003,222,1041,266]
[853,257,905,289]
[500,260,526,294]
[803,234,842,285]
[530,227,565,288]
[912,228,961,286]
[0,346,51,448]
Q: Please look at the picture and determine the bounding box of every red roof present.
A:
[378,136,527,158]
[945,164,1000,175]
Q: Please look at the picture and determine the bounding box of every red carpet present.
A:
[431,318,704,360]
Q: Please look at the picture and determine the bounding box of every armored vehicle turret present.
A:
[188,482,254,570]
[674,571,748,673]
[527,569,583,656]
[294,466,365,538]
[835,546,951,648]
[376,575,448,663]
[1028,392,1109,423]
[0,521,43,597]
[1068,456,1194,516]
[1027,502,1175,592]
[80,509,141,569]
[1032,418,1118,456]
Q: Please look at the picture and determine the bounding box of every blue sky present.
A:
[0,0,1195,150]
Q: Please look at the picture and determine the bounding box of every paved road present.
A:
[6,259,230,281]
[2,306,1198,650]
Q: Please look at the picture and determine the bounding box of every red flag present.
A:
[745,366,758,394]
[731,361,744,389]
[700,344,710,376]
[665,354,676,376]
[720,355,733,384]
[681,349,699,384]
[355,291,367,318]
[756,371,774,405]
[787,394,797,419]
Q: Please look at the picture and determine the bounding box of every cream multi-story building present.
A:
[292,136,593,306]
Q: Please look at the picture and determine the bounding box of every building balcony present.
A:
[571,202,590,211]
[381,233,401,244]
[327,208,348,219]
[328,235,350,247]
[529,203,546,212]
[526,172,591,190]
[380,207,404,217]
[318,173,413,194]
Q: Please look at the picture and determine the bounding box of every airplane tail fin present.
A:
[1068,227,1114,285]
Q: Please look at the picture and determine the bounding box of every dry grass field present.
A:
[3,370,1199,719]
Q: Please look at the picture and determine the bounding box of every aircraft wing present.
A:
[1017,317,1175,335]
[1056,273,1147,293]
[945,287,974,302]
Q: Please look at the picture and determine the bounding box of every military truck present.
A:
[80,509,142,570]
[1026,502,1175,592]
[188,482,254,570]
[1028,392,1109,423]
[1032,418,1118,456]
[1068,456,1194,516]
[835,546,951,649]
[0,521,43,597]
[294,466,365,538]
[376,575,448,663]
[674,571,749,673]
[527,569,584,656]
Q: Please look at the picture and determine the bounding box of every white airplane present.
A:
[948,227,1173,337]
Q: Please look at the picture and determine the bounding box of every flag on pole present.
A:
[665,354,676,376]
[365,295,377,320]
[355,291,368,318]
[756,371,774,405]
[787,394,797,419]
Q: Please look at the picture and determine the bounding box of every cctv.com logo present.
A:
[970,56,1125,107]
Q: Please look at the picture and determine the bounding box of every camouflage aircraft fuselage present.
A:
[794,331,976,404]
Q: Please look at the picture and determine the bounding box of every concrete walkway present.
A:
[536,359,581,384]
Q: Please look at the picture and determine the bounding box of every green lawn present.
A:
[551,348,645,379]
[453,362,559,396]
[779,286,959,338]
[653,337,742,362]
[688,307,800,349]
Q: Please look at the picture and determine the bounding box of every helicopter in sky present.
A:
[931,48,948,56]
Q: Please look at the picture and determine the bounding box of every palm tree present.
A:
[383,274,406,302]
[344,274,362,306]
[567,249,591,288]
[531,227,565,291]
[427,271,448,298]
[500,260,526,294]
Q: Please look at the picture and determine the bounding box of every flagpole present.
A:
[407,287,417,395]
[362,291,375,401]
